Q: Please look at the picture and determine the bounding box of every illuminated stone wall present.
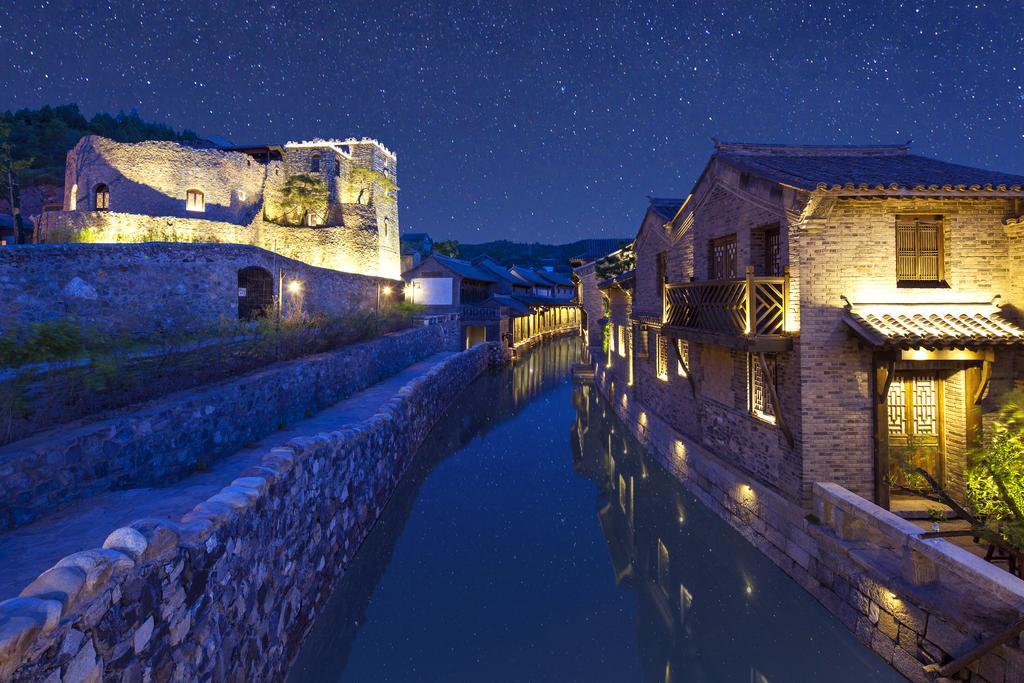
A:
[629,162,806,502]
[0,242,395,338]
[46,136,401,279]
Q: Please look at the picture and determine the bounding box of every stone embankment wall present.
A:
[0,319,459,531]
[0,339,496,681]
[0,242,397,338]
[595,366,1024,683]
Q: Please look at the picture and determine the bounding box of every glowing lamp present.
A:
[382,286,393,296]
[287,280,302,294]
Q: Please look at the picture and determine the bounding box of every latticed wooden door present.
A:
[887,373,944,487]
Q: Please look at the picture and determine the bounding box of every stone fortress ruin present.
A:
[37,135,401,279]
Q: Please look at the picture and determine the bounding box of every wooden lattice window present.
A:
[710,234,737,280]
[617,325,626,358]
[656,333,669,380]
[896,216,943,283]
[676,339,689,377]
[887,375,939,437]
[764,226,781,276]
[750,353,777,423]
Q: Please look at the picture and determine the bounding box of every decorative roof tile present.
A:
[843,303,1024,349]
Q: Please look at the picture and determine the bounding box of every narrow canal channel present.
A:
[289,337,902,682]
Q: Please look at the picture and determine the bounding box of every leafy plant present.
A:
[348,167,398,206]
[595,244,636,280]
[278,174,328,225]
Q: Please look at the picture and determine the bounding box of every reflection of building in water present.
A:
[573,384,795,683]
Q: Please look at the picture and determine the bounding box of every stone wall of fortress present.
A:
[0,335,493,682]
[0,242,397,338]
[43,136,401,279]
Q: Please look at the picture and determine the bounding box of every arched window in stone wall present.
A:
[237,266,274,320]
[186,189,205,212]
[303,211,315,227]
[94,184,109,211]
[69,184,78,210]
[311,153,321,173]
[383,216,390,237]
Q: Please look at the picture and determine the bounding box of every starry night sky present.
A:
[3,1,1023,243]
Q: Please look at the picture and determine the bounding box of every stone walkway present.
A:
[0,352,456,601]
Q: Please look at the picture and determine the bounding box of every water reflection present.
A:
[289,337,900,682]
[571,383,900,682]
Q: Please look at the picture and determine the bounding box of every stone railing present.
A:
[0,342,498,681]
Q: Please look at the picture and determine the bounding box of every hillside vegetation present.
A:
[456,238,629,267]
[1,104,201,187]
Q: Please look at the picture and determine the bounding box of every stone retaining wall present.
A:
[0,242,398,339]
[0,341,497,681]
[595,365,1024,683]
[0,319,459,531]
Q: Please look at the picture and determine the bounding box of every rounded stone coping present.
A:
[0,342,491,677]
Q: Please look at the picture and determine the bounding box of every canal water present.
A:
[289,337,902,682]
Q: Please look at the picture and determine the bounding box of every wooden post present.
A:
[874,355,893,509]
[745,265,755,336]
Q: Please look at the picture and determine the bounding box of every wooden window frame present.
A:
[656,333,669,381]
[709,234,738,280]
[763,225,781,276]
[896,215,946,287]
[94,184,109,211]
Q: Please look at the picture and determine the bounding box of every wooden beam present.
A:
[661,325,793,353]
[757,352,794,447]
[924,616,1024,679]
[879,358,896,404]
[671,339,697,399]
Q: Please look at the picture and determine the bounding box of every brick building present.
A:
[619,142,1024,509]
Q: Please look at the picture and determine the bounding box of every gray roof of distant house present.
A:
[714,142,1024,193]
[432,254,496,282]
[537,270,573,286]
[472,256,532,287]
[510,266,553,286]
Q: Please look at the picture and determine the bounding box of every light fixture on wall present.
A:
[287,280,302,294]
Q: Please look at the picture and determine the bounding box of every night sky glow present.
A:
[3,1,1023,242]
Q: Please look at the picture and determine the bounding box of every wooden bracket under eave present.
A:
[973,357,993,405]
[672,339,698,399]
[879,358,896,404]
[757,352,794,448]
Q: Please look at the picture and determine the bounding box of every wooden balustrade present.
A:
[662,267,791,351]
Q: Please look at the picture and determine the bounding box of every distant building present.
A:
[403,252,579,352]
[400,232,434,272]
[37,135,401,279]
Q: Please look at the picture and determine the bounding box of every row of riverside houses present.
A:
[583,141,1024,511]
[402,252,580,352]
[576,142,1024,679]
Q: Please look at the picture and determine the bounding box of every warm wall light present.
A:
[382,285,393,296]
[287,280,302,294]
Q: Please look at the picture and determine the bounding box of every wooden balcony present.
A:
[662,268,792,351]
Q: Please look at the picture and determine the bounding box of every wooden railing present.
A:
[663,267,789,341]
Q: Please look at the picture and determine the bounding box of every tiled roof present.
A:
[471,256,532,286]
[843,303,1024,349]
[598,268,636,290]
[538,269,573,286]
[715,142,1024,194]
[510,266,553,287]
[488,294,533,316]
[513,293,575,307]
[648,197,686,221]
[432,254,496,282]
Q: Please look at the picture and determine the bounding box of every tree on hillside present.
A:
[348,167,398,206]
[433,240,459,257]
[0,104,200,187]
[0,120,33,241]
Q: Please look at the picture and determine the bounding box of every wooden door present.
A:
[887,372,944,487]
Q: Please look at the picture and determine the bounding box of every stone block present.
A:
[130,519,181,561]
[102,527,148,561]
[19,566,86,615]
